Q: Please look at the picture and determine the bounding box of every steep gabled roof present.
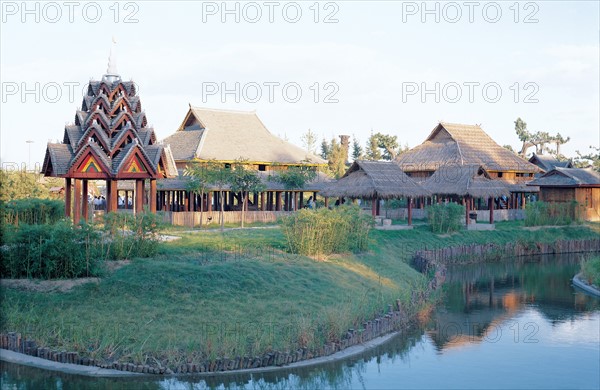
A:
[163,106,326,165]
[321,160,430,199]
[528,168,600,188]
[396,122,540,173]
[528,153,573,172]
[42,143,73,176]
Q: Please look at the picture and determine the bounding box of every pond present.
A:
[2,253,599,389]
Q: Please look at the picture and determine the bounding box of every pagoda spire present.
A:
[104,36,120,83]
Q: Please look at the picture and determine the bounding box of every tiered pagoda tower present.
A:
[42,45,177,223]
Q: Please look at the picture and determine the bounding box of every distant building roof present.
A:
[528,167,600,188]
[528,153,573,172]
[396,122,540,173]
[163,106,326,165]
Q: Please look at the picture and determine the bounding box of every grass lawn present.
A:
[1,220,598,368]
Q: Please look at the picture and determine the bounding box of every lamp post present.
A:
[26,140,34,171]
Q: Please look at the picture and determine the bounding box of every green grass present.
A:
[1,220,598,368]
[582,257,600,287]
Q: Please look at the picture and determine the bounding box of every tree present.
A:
[327,137,348,178]
[202,160,232,231]
[374,133,399,160]
[184,160,212,229]
[229,160,266,228]
[550,133,570,157]
[301,129,318,155]
[274,165,317,210]
[365,132,382,161]
[351,135,363,161]
[575,146,600,172]
[503,144,516,154]
[320,138,331,160]
[515,117,534,157]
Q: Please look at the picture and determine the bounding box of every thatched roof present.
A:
[320,161,430,199]
[528,153,573,173]
[154,170,332,192]
[396,122,540,173]
[421,164,510,198]
[528,168,600,188]
[163,106,326,165]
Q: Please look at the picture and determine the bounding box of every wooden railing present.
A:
[159,211,292,227]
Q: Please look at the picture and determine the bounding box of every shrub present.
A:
[525,201,582,226]
[581,257,600,287]
[280,205,373,257]
[1,198,64,226]
[427,203,465,233]
[101,212,163,259]
[0,221,103,279]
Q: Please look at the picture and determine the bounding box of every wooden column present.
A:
[294,192,299,211]
[276,192,282,211]
[324,197,329,208]
[407,196,413,226]
[150,179,157,213]
[465,196,470,225]
[207,192,213,212]
[73,179,81,224]
[371,197,377,216]
[81,179,89,222]
[135,179,144,214]
[65,178,72,217]
[260,192,265,210]
[188,191,193,212]
[489,197,494,224]
[299,192,304,209]
[375,196,380,215]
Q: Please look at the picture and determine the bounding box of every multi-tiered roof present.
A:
[42,56,177,180]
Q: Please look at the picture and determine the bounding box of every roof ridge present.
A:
[190,106,256,115]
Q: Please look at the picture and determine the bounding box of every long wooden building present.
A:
[158,106,329,212]
[528,167,600,221]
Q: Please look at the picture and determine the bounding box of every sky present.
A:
[1,0,599,170]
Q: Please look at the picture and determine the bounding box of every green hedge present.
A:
[280,205,373,257]
[1,222,103,279]
[1,212,164,279]
[427,203,465,233]
[2,198,64,226]
[525,201,582,226]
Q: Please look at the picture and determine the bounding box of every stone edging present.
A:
[572,273,600,297]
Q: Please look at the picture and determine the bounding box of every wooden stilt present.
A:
[65,178,72,217]
[73,179,81,224]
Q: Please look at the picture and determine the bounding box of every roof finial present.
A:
[107,36,118,75]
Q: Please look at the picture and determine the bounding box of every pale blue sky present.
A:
[1,1,599,168]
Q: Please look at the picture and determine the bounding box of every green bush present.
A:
[1,198,64,226]
[102,212,163,259]
[427,203,465,233]
[581,257,600,287]
[280,205,373,257]
[0,221,103,279]
[525,201,582,226]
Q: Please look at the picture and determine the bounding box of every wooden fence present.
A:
[413,238,600,269]
[159,211,292,227]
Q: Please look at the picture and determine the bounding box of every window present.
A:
[258,164,266,171]
[497,172,503,178]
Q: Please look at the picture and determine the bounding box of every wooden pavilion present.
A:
[528,167,600,221]
[320,161,430,225]
[420,164,510,225]
[396,122,539,210]
[159,106,329,212]
[42,48,177,223]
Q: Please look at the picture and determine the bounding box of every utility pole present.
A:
[26,140,34,171]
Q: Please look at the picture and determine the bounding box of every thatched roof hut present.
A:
[163,106,326,169]
[321,160,430,199]
[396,122,540,178]
[421,164,510,198]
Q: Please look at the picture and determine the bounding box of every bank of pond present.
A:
[2,252,599,389]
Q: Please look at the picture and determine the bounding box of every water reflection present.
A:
[2,254,599,389]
